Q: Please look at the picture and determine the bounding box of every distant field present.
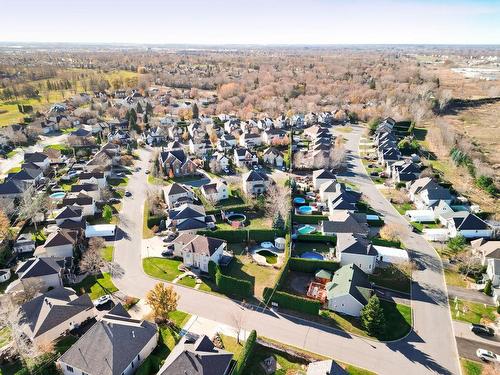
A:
[0,69,138,127]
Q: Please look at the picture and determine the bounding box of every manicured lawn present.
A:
[444,268,469,288]
[143,203,154,239]
[449,298,497,324]
[101,245,114,262]
[220,334,244,360]
[293,241,332,255]
[177,276,197,288]
[344,365,378,375]
[54,335,78,354]
[369,265,411,294]
[394,202,415,215]
[147,174,171,185]
[460,358,483,375]
[169,310,191,327]
[72,272,118,300]
[320,301,412,341]
[5,166,21,174]
[245,343,310,375]
[108,177,129,187]
[0,327,11,348]
[142,257,183,282]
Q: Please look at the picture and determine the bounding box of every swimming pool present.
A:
[50,192,66,199]
[297,205,313,215]
[301,251,324,260]
[297,225,316,235]
[293,197,306,205]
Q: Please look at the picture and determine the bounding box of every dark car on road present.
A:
[470,324,495,337]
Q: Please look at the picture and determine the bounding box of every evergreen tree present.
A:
[484,279,493,296]
[272,212,285,230]
[129,116,139,132]
[192,103,199,119]
[361,295,386,336]
[136,102,143,113]
[102,205,113,223]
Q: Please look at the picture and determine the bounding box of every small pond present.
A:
[256,249,278,264]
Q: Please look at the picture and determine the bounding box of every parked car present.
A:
[116,172,126,178]
[125,191,132,197]
[166,232,178,241]
[470,324,495,337]
[370,171,379,177]
[94,294,112,306]
[135,167,141,172]
[145,170,150,174]
[108,198,121,204]
[476,349,500,362]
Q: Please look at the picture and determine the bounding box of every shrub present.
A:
[216,272,253,298]
[197,230,247,243]
[288,257,339,273]
[235,330,257,375]
[292,213,327,224]
[208,260,217,280]
[263,288,321,315]
[296,234,336,244]
[361,295,386,336]
[484,280,493,296]
[248,229,285,242]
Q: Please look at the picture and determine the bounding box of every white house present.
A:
[163,183,194,208]
[13,233,36,254]
[24,152,50,171]
[35,229,78,258]
[233,148,258,168]
[445,212,493,239]
[486,259,500,287]
[312,169,336,190]
[242,170,270,195]
[201,180,228,203]
[7,257,67,293]
[263,147,284,167]
[336,233,378,274]
[325,263,373,317]
[78,171,107,189]
[172,233,226,272]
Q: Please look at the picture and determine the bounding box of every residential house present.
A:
[167,204,215,234]
[58,304,158,375]
[163,183,194,208]
[336,233,378,274]
[7,257,70,293]
[20,287,95,345]
[390,160,421,182]
[242,170,270,195]
[233,147,258,168]
[211,152,230,170]
[157,335,233,375]
[24,152,50,171]
[70,183,100,200]
[172,234,226,272]
[239,132,262,148]
[159,149,197,177]
[35,229,78,258]
[325,263,373,317]
[263,147,284,167]
[13,233,36,254]
[471,239,500,266]
[55,206,83,227]
[62,193,96,217]
[201,180,228,203]
[262,129,287,145]
[486,259,500,287]
[319,180,342,202]
[0,179,24,199]
[327,190,360,213]
[78,171,106,189]
[312,169,336,190]
[189,137,212,156]
[320,211,369,236]
[445,212,493,239]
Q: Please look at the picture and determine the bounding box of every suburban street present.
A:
[110,125,466,375]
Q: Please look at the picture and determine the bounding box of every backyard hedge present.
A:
[215,271,253,298]
[292,213,327,224]
[296,234,337,244]
[263,288,321,315]
[235,330,257,375]
[197,229,285,243]
[248,229,285,242]
[288,257,340,273]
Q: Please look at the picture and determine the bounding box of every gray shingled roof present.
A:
[59,307,157,375]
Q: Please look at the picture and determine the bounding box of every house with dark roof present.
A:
[62,193,96,217]
[336,233,378,274]
[242,170,270,195]
[201,179,228,203]
[159,148,197,177]
[172,233,226,272]
[263,147,284,167]
[13,232,36,253]
[325,263,373,317]
[445,212,493,239]
[70,183,100,200]
[312,169,336,190]
[319,180,342,202]
[167,203,215,234]
[78,171,106,189]
[233,147,258,168]
[55,205,83,227]
[163,182,194,208]
[7,257,70,293]
[327,190,361,213]
[0,179,24,199]
[471,239,500,266]
[158,335,233,375]
[57,305,158,375]
[20,287,95,345]
[24,152,50,171]
[390,160,421,183]
[320,211,369,237]
[35,229,79,258]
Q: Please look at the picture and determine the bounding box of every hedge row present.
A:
[288,257,340,273]
[216,272,253,298]
[293,213,327,224]
[263,288,321,315]
[197,229,285,243]
[235,330,257,375]
[147,215,165,228]
[296,234,337,244]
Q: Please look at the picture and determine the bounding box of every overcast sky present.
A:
[2,0,500,45]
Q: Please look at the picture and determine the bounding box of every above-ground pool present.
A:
[261,241,273,249]
[293,197,306,205]
[50,192,66,199]
[226,213,247,224]
[297,205,313,215]
[301,251,324,260]
[297,225,316,235]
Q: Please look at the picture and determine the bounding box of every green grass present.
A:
[143,202,154,239]
[147,174,171,185]
[0,360,23,375]
[142,257,183,282]
[5,166,21,174]
[5,150,17,158]
[45,143,71,153]
[177,276,197,288]
[245,343,310,375]
[444,268,469,288]
[256,249,278,264]
[108,177,129,187]
[54,335,78,355]
[460,358,483,375]
[136,311,190,375]
[344,365,378,375]
[320,301,412,341]
[0,327,11,348]
[101,245,114,262]
[394,202,415,215]
[72,272,118,299]
[369,265,411,294]
[449,298,497,324]
[370,237,402,248]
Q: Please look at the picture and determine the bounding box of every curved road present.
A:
[112,127,460,375]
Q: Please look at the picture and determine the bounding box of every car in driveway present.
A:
[476,349,500,362]
[125,190,132,197]
[94,294,112,307]
[470,324,495,337]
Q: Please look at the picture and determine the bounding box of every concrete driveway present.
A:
[111,140,462,375]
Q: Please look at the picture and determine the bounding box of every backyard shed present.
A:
[274,237,286,250]
[315,269,332,284]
